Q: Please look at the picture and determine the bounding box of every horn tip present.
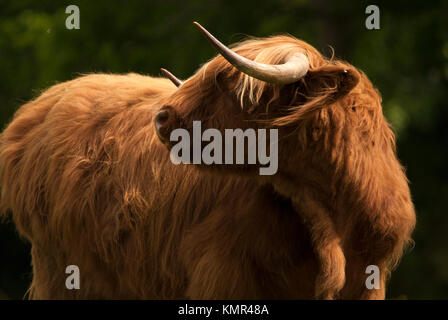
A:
[160,68,183,87]
[193,21,206,32]
[160,68,169,77]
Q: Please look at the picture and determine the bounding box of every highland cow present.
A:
[155,23,416,299]
[0,73,318,299]
[0,23,415,300]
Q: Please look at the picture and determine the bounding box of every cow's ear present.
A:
[272,65,360,126]
[301,65,360,101]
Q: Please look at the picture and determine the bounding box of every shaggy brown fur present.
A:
[0,73,318,299]
[156,35,416,299]
[0,34,415,300]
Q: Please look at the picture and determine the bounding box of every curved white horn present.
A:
[193,22,309,84]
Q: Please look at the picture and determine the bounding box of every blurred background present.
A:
[0,0,447,299]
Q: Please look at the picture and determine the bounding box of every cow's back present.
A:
[0,73,186,298]
[0,73,316,299]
